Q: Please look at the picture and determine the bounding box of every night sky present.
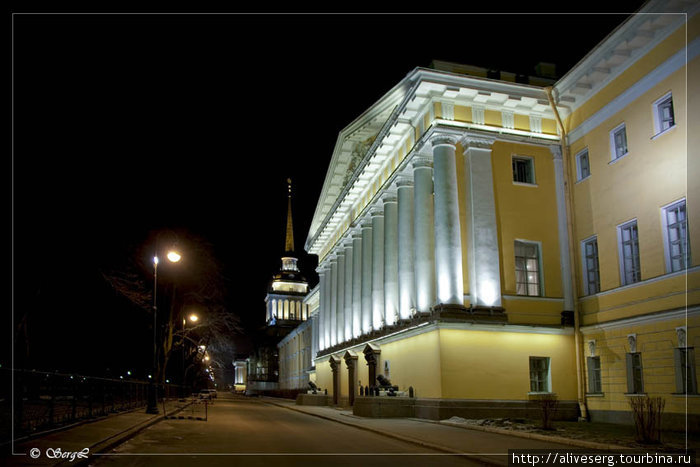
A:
[10,8,647,377]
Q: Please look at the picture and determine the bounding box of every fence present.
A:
[1,368,183,442]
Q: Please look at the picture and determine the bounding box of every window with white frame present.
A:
[610,123,628,160]
[581,236,600,295]
[653,92,675,135]
[587,356,602,393]
[618,220,641,285]
[529,356,550,393]
[626,352,644,394]
[575,148,591,181]
[515,240,542,296]
[512,156,535,184]
[674,347,697,394]
[662,199,690,273]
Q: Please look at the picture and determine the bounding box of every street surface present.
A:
[90,393,492,466]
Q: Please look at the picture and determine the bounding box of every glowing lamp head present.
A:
[153,256,159,265]
[189,314,199,323]
[167,251,181,263]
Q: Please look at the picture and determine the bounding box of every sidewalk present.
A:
[260,397,593,466]
[2,399,193,466]
[259,397,699,465]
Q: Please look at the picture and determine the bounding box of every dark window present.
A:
[512,157,535,184]
[583,237,600,295]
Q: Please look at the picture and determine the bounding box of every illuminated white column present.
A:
[335,249,345,344]
[371,208,385,330]
[351,229,363,338]
[343,238,354,341]
[431,134,464,307]
[463,136,501,307]
[361,218,373,334]
[382,192,399,326]
[316,265,327,350]
[397,176,416,319]
[311,312,319,361]
[550,145,574,312]
[413,155,436,313]
[329,254,338,347]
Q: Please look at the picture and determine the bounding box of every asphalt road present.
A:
[90,394,488,467]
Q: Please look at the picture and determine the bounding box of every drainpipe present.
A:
[544,86,589,421]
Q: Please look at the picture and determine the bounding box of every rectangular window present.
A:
[626,352,644,394]
[610,123,628,160]
[663,199,690,272]
[618,220,641,286]
[582,236,600,295]
[587,356,602,393]
[674,347,697,394]
[576,148,591,181]
[515,240,542,296]
[512,156,535,184]
[530,356,550,393]
[653,93,675,134]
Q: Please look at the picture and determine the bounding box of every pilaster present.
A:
[462,135,502,308]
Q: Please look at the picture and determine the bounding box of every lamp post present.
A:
[181,313,198,398]
[146,249,181,414]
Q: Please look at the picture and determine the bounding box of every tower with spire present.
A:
[265,178,309,325]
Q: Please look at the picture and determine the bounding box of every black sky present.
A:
[10,8,648,375]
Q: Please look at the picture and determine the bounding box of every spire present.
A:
[284,178,295,254]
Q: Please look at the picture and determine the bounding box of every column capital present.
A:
[429,133,459,148]
[342,234,354,248]
[549,145,563,160]
[335,249,345,258]
[360,217,373,229]
[412,155,433,170]
[370,207,384,218]
[395,174,414,188]
[461,135,495,150]
[351,227,363,240]
[381,192,398,204]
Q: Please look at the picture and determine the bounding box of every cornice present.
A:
[553,0,699,114]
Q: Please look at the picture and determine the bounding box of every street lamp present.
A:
[147,249,182,414]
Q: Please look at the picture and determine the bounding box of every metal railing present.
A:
[1,368,183,442]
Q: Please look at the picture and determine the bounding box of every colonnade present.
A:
[315,132,503,352]
[266,297,308,322]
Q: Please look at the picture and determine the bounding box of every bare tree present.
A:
[101,229,241,386]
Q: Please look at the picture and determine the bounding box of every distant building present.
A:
[295,0,698,429]
[278,286,318,391]
[245,180,311,395]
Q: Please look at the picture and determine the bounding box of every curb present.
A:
[259,398,504,466]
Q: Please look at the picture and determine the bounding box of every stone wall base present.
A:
[352,397,580,420]
[245,381,278,396]
[414,398,580,421]
[296,393,331,406]
[589,409,700,432]
[353,396,415,417]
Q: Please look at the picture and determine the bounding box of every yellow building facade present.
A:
[281,0,698,428]
[555,3,699,429]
